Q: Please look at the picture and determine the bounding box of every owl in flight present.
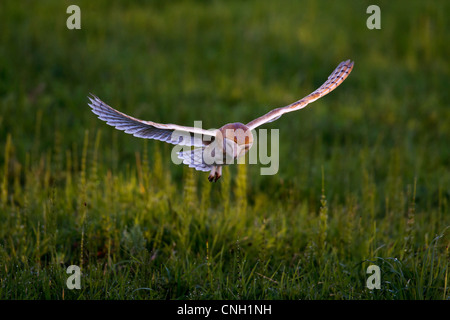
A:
[88,60,354,182]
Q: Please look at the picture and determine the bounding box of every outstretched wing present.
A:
[88,94,217,147]
[246,60,354,130]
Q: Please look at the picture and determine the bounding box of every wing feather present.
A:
[88,94,216,147]
[246,60,354,130]
[177,148,212,172]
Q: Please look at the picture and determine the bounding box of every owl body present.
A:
[199,122,254,181]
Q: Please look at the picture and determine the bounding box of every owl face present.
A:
[220,123,254,159]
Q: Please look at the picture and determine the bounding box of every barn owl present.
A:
[88,59,354,182]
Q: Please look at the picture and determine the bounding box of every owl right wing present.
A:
[177,147,212,172]
[88,94,217,147]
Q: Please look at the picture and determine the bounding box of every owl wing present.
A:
[88,94,217,147]
[246,60,354,130]
[177,147,212,172]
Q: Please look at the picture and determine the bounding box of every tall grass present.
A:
[0,130,447,299]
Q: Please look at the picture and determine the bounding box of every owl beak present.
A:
[237,143,252,157]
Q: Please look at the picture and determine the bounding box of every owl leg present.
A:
[208,166,217,182]
[214,166,222,182]
[208,166,222,182]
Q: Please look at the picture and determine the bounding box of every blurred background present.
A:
[0,0,448,299]
[1,1,448,194]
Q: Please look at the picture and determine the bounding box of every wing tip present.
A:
[88,92,98,99]
[87,93,100,109]
[342,59,354,69]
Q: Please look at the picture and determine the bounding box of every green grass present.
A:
[0,0,449,299]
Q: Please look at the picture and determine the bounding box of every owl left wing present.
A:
[246,59,354,130]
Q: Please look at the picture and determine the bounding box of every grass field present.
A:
[0,0,449,299]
